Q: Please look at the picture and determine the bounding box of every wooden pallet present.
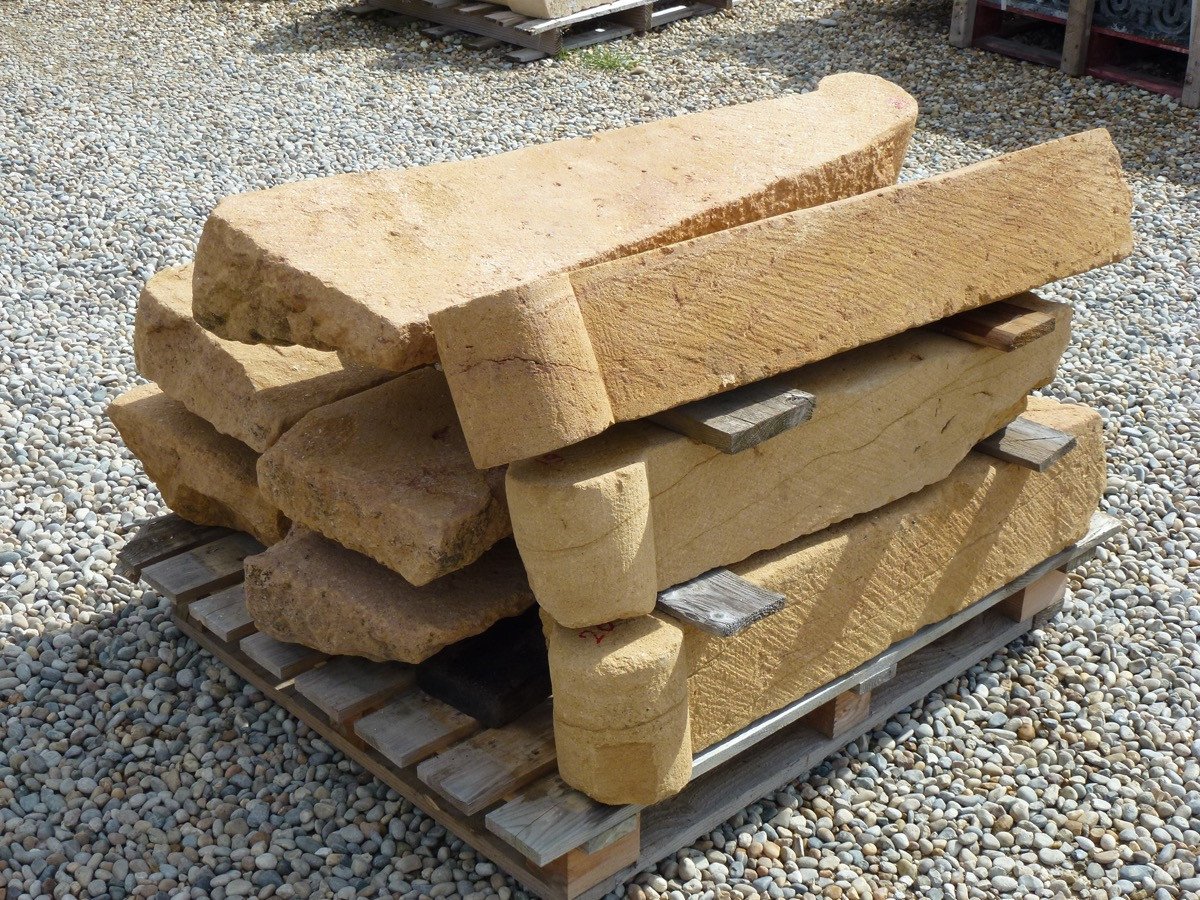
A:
[349,0,733,61]
[950,0,1199,107]
[118,508,1120,899]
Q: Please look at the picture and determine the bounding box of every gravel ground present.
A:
[2,0,1198,898]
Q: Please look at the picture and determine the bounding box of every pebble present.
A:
[1,2,1196,900]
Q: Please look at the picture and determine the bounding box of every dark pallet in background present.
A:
[950,0,1199,107]
[348,0,734,62]
[118,511,1119,899]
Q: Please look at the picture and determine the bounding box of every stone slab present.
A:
[257,367,509,586]
[191,74,917,371]
[244,528,534,664]
[547,397,1106,804]
[508,295,1071,628]
[108,384,289,546]
[135,264,392,453]
[434,129,1132,467]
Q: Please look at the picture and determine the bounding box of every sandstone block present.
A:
[134,264,392,453]
[508,295,1071,628]
[192,74,917,371]
[108,384,289,545]
[434,129,1132,467]
[244,528,534,664]
[257,367,509,586]
[549,397,1105,803]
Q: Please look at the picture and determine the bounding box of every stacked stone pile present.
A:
[109,73,1134,807]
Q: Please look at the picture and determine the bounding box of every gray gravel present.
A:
[1,0,1197,898]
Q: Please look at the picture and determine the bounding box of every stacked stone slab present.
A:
[109,75,1133,808]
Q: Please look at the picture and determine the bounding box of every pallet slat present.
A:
[240,631,328,682]
[115,514,230,581]
[356,692,480,767]
[417,703,557,815]
[141,532,263,602]
[294,656,414,726]
[188,583,255,641]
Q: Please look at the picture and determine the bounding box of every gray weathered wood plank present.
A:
[1184,0,1200,108]
[929,298,1057,351]
[975,416,1076,472]
[416,703,556,815]
[188,583,256,642]
[656,569,785,637]
[650,376,815,454]
[1060,0,1097,76]
[949,0,979,48]
[293,657,414,726]
[240,631,328,682]
[116,514,229,581]
[355,692,480,768]
[141,532,264,603]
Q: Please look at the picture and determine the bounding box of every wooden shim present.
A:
[140,532,263,603]
[949,0,979,47]
[417,703,557,815]
[1184,0,1200,108]
[1061,0,1096,75]
[975,416,1077,472]
[240,631,328,682]
[929,298,1057,352]
[188,584,255,642]
[355,692,479,768]
[656,569,785,637]
[115,514,229,581]
[487,775,638,866]
[650,376,816,454]
[294,657,414,727]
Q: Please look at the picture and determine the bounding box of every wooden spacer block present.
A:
[975,416,1077,472]
[997,567,1069,622]
[1060,0,1096,76]
[545,817,641,898]
[805,688,873,739]
[650,376,816,454]
[656,568,786,637]
[929,296,1057,352]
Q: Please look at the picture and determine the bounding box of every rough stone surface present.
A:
[107,384,289,545]
[546,612,692,806]
[499,0,613,17]
[244,528,534,664]
[191,73,917,371]
[257,367,509,586]
[510,295,1070,628]
[550,398,1105,802]
[134,264,392,453]
[434,129,1133,467]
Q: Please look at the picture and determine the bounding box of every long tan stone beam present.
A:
[257,367,509,586]
[507,295,1071,628]
[547,397,1106,805]
[135,265,393,453]
[108,384,289,546]
[244,528,534,664]
[191,73,917,371]
[434,129,1132,468]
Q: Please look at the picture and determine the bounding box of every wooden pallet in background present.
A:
[950,0,1199,107]
[348,0,733,61]
[118,507,1120,900]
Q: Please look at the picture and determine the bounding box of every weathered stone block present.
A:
[244,528,534,664]
[548,397,1105,804]
[257,367,509,586]
[509,296,1071,628]
[192,74,917,371]
[435,129,1132,467]
[108,384,289,545]
[135,264,391,453]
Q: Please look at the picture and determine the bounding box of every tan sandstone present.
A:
[108,384,289,545]
[509,296,1070,628]
[244,528,533,664]
[191,74,918,371]
[434,129,1132,468]
[499,0,614,17]
[548,397,1106,804]
[257,367,509,586]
